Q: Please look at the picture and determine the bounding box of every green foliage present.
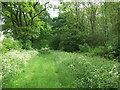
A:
[50,12,86,52]
[1,2,50,49]
[92,46,106,56]
[59,30,86,52]
[86,32,106,47]
[23,40,33,50]
[50,30,86,52]
[59,35,78,52]
[32,26,53,49]
[91,45,119,61]
[0,38,22,53]
[56,51,118,88]
[79,43,90,52]
[49,35,61,50]
[38,47,50,54]
[49,2,119,60]
[1,2,119,88]
[2,2,119,58]
[1,50,38,87]
[3,51,118,88]
[104,45,119,61]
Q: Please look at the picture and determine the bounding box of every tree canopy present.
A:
[1,1,120,59]
[1,2,50,49]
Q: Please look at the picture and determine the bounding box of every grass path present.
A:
[3,51,118,88]
[7,54,61,88]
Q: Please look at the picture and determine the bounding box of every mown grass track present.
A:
[3,51,119,88]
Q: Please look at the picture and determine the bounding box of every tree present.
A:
[1,2,49,49]
[50,3,86,51]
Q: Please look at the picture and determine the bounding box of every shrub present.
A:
[49,36,61,50]
[104,45,119,60]
[0,38,22,53]
[38,47,50,54]
[79,43,90,52]
[50,30,86,52]
[92,46,106,56]
[91,45,119,60]
[59,31,84,52]
[86,32,106,47]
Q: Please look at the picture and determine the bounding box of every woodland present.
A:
[0,1,119,88]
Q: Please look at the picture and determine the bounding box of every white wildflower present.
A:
[70,64,73,67]
[109,71,113,74]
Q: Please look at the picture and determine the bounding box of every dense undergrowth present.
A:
[1,50,119,88]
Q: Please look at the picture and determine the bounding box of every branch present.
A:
[32,2,49,20]
[1,2,7,6]
[4,15,10,18]
[22,12,28,26]
[19,6,23,26]
[33,1,39,8]
[32,8,46,19]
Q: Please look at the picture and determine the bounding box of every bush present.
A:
[79,43,91,52]
[92,46,106,56]
[59,31,85,52]
[104,45,119,60]
[49,36,61,50]
[38,47,50,54]
[50,29,86,52]
[91,45,119,60]
[0,38,22,53]
[86,32,106,47]
[23,40,33,50]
